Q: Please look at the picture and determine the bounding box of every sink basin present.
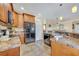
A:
[54,35,63,41]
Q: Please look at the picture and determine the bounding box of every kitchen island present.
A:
[50,34,79,56]
[0,37,21,56]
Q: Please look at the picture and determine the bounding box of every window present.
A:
[59,24,64,30]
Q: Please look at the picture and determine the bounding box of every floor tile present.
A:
[20,43,51,56]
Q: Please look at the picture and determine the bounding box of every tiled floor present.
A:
[20,43,51,56]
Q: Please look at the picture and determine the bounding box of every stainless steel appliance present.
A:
[24,22,35,44]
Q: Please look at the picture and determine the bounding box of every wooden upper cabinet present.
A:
[7,3,13,12]
[12,11,18,27]
[18,14,24,27]
[0,4,7,23]
[18,14,24,44]
[24,14,35,23]
[0,3,13,23]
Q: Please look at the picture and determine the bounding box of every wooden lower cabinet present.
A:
[0,50,8,56]
[51,38,79,56]
[8,47,20,56]
[0,47,20,56]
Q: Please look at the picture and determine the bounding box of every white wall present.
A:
[45,20,59,33]
[35,18,43,41]
[45,19,79,32]
[57,19,79,32]
[35,14,44,46]
[45,20,54,33]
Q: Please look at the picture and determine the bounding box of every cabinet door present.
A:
[18,14,24,44]
[18,14,24,27]
[24,14,35,23]
[0,47,20,56]
[0,4,7,23]
[13,12,18,27]
[0,51,8,56]
[8,47,20,56]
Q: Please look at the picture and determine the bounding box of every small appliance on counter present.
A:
[0,29,10,41]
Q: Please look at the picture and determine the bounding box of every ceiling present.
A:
[13,3,79,21]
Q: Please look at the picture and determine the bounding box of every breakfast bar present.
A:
[50,32,79,56]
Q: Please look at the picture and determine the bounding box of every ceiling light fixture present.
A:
[72,5,77,13]
[59,16,63,21]
[21,7,24,10]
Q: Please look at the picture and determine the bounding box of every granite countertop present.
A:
[0,37,21,52]
[55,30,79,35]
[50,35,79,49]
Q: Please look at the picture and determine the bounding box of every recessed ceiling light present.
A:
[72,5,77,13]
[38,13,41,16]
[21,7,24,10]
